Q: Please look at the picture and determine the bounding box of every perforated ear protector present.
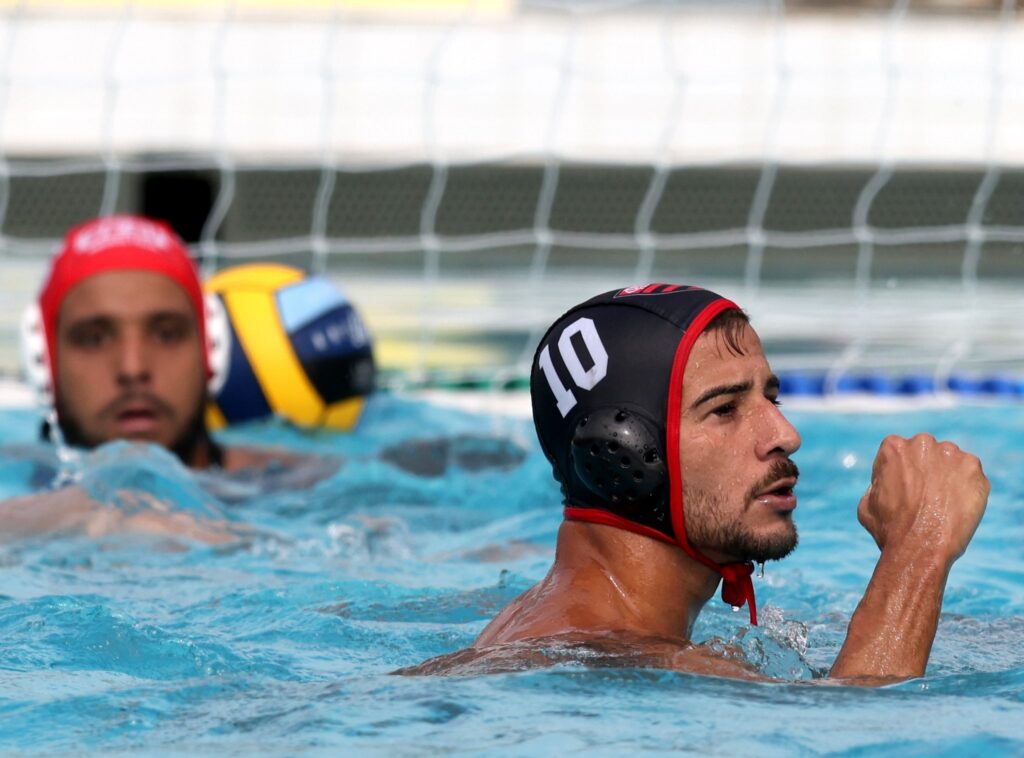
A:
[19,303,53,409]
[19,295,229,413]
[570,406,667,509]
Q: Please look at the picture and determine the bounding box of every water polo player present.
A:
[407,284,990,683]
[22,214,226,467]
[21,216,374,474]
[22,214,258,470]
[2,215,372,541]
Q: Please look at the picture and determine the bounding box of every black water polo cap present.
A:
[530,283,759,624]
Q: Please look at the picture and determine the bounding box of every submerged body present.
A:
[0,398,1019,754]
[0,484,240,544]
[52,267,295,473]
[3,216,316,543]
[407,286,989,684]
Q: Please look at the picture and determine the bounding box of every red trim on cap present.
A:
[666,298,736,563]
[564,506,678,548]
[664,298,760,625]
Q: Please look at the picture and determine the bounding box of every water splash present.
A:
[44,409,82,488]
[77,441,226,520]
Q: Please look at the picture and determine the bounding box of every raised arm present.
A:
[829,434,989,683]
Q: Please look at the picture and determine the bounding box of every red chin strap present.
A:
[564,506,759,626]
[665,298,760,626]
[719,561,758,626]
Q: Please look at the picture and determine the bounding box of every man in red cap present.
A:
[24,214,287,471]
[31,214,221,466]
[1,215,291,542]
[406,285,990,683]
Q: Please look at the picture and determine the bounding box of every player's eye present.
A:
[710,400,737,417]
[66,324,111,349]
[152,318,191,344]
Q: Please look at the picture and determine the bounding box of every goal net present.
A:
[1,0,1023,393]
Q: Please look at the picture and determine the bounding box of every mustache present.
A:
[748,458,800,500]
[98,392,176,419]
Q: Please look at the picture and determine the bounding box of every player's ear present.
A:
[570,406,667,507]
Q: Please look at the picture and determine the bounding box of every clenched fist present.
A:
[858,434,989,565]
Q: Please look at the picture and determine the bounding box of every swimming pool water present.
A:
[0,395,1022,756]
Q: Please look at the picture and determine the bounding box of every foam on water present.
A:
[0,394,1022,755]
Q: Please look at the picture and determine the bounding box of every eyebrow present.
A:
[62,315,115,333]
[146,311,194,324]
[691,374,781,409]
[61,310,194,334]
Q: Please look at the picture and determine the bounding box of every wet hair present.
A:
[705,307,751,356]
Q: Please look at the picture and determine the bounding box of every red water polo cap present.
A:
[38,215,208,385]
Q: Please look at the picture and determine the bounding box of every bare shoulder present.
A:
[0,486,240,545]
[395,631,764,680]
[0,487,99,539]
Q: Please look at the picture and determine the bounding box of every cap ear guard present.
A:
[20,295,227,414]
[204,292,230,396]
[570,406,668,520]
[19,303,53,409]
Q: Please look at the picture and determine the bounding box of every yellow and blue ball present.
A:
[204,263,374,431]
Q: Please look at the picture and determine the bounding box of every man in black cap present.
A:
[407,284,989,683]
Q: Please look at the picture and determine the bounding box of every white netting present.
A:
[0,0,1023,388]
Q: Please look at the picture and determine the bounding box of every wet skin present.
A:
[0,271,328,545]
[445,323,803,654]
[679,323,802,564]
[403,322,990,684]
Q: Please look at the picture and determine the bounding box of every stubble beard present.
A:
[52,391,211,468]
[683,480,799,564]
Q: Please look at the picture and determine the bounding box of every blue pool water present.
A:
[0,395,1022,755]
